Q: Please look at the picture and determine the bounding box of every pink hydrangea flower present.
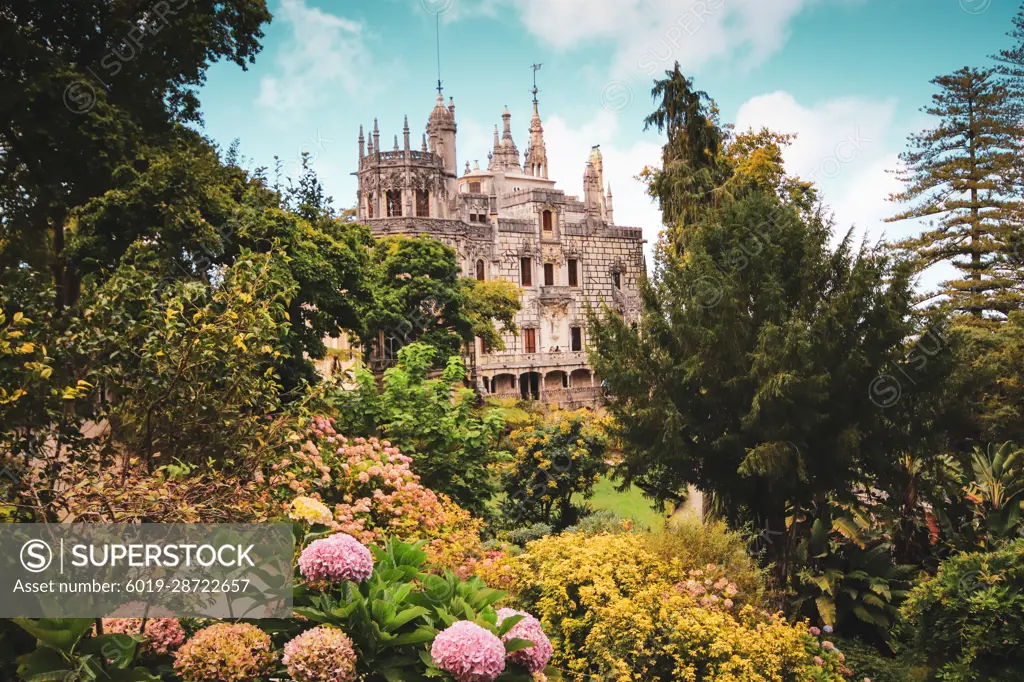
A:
[99,618,185,656]
[298,533,374,583]
[809,626,821,636]
[431,621,506,682]
[282,626,358,682]
[173,623,275,682]
[496,608,553,673]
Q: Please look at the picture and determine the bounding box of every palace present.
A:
[348,84,646,406]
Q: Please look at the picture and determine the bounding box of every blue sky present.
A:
[196,0,1018,277]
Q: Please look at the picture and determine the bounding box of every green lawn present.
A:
[580,476,671,530]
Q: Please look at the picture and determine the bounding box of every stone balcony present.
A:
[488,385,605,408]
[538,285,574,305]
[477,350,588,371]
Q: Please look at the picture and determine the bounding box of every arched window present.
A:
[476,259,485,281]
[386,190,402,217]
[542,210,553,232]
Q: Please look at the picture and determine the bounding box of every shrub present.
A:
[331,343,508,515]
[173,622,275,682]
[902,540,1024,681]
[271,427,487,572]
[290,536,554,681]
[832,637,929,682]
[502,529,844,681]
[499,410,611,529]
[563,509,634,535]
[505,522,553,547]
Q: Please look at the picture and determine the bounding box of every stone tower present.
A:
[525,87,548,179]
[426,93,459,205]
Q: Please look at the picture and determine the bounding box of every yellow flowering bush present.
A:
[499,409,613,529]
[501,528,848,681]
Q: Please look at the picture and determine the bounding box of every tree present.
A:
[888,67,1024,318]
[363,236,519,367]
[331,343,508,516]
[992,2,1024,95]
[499,410,611,530]
[953,311,1024,445]
[642,63,727,232]
[588,188,944,586]
[68,135,373,389]
[80,245,298,470]
[0,0,271,310]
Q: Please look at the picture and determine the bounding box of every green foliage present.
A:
[11,618,157,682]
[363,236,519,366]
[792,504,914,643]
[0,0,271,308]
[463,279,521,352]
[888,67,1024,317]
[291,537,544,681]
[332,343,507,515]
[902,540,1024,681]
[81,246,297,469]
[70,137,373,388]
[642,63,727,229]
[588,187,937,586]
[499,411,611,530]
[930,442,1024,552]
[504,523,554,547]
[832,637,929,682]
[953,312,1024,445]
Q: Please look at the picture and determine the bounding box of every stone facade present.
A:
[353,89,646,407]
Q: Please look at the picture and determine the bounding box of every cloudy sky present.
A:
[196,0,1016,279]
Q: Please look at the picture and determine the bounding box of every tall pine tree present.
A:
[887,67,1024,318]
[993,2,1024,94]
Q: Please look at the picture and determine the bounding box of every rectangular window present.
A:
[613,271,621,290]
[415,189,430,217]
[469,181,481,193]
[571,327,582,352]
[520,258,532,286]
[524,328,537,354]
[567,259,578,287]
[469,214,477,222]
[542,210,553,231]
[386,190,402,217]
[544,263,554,286]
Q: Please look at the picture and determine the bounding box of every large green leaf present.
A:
[12,619,94,653]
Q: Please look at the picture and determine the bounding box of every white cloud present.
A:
[478,0,856,81]
[256,0,372,113]
[734,91,903,244]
